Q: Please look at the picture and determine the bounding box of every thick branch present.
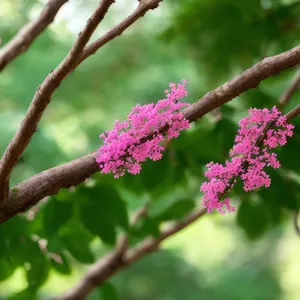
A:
[0,152,98,223]
[0,0,68,72]
[0,0,114,199]
[3,44,299,223]
[183,45,300,122]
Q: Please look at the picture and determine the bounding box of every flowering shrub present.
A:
[97,80,190,178]
[200,106,294,214]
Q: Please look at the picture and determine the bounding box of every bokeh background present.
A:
[1,0,300,299]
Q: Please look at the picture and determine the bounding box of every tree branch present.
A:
[0,0,68,72]
[183,45,300,122]
[0,0,115,201]
[278,71,300,109]
[0,151,98,222]
[75,0,163,67]
[285,103,300,120]
[293,209,300,236]
[1,45,298,223]
[0,0,164,205]
[50,207,207,300]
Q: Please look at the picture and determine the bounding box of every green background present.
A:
[0,0,300,299]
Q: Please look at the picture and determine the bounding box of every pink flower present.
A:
[96,80,190,178]
[200,106,294,213]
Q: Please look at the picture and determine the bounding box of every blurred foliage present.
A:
[0,0,300,299]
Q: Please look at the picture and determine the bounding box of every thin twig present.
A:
[285,104,300,120]
[50,207,207,300]
[0,0,68,72]
[75,0,163,67]
[279,71,300,109]
[50,206,148,300]
[0,0,115,200]
[0,0,164,205]
[293,210,300,236]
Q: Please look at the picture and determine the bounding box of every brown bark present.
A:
[0,0,68,72]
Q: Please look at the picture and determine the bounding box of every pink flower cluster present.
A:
[200,106,294,214]
[96,80,190,178]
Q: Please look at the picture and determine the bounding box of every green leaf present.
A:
[99,282,120,300]
[260,170,300,210]
[47,236,65,253]
[0,216,29,238]
[23,240,50,290]
[96,186,129,231]
[173,125,223,164]
[236,200,270,240]
[62,230,94,264]
[8,288,38,300]
[279,129,300,173]
[139,157,169,191]
[131,216,160,239]
[42,198,73,237]
[78,184,130,244]
[55,188,73,201]
[14,238,43,267]
[165,152,187,187]
[157,199,195,221]
[0,259,15,281]
[80,202,116,245]
[213,118,237,156]
[51,252,71,275]
[121,173,144,195]
[241,89,277,109]
[26,257,50,291]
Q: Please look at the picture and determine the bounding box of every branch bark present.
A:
[0,0,115,201]
[0,0,164,206]
[0,0,68,72]
[75,0,163,67]
[183,45,300,122]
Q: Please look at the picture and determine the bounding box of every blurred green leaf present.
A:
[131,216,160,239]
[0,259,15,281]
[42,198,73,237]
[260,170,300,210]
[78,184,129,244]
[16,239,50,290]
[8,288,37,300]
[61,223,95,264]
[236,200,270,240]
[26,257,50,291]
[51,252,71,275]
[139,156,170,191]
[99,282,120,300]
[14,238,42,266]
[0,216,29,238]
[80,201,117,245]
[156,199,195,221]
